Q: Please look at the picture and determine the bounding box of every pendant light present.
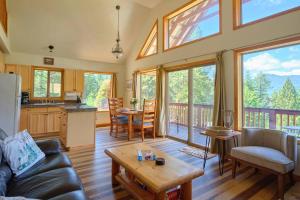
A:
[112,5,123,59]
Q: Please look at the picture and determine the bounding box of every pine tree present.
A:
[272,79,298,110]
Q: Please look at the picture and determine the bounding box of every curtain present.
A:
[132,71,138,98]
[211,51,227,153]
[111,73,117,98]
[156,65,167,137]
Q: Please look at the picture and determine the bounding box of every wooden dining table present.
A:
[116,108,142,140]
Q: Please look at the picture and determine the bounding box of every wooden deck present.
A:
[67,128,278,200]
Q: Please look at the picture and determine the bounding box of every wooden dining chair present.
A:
[133,99,157,142]
[108,98,128,137]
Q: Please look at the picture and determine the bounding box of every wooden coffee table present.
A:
[105,143,204,200]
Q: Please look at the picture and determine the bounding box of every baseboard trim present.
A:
[67,144,95,151]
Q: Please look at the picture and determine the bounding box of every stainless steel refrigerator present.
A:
[0,74,21,136]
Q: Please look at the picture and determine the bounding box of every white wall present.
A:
[124,0,300,174]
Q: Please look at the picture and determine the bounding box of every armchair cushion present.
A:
[231,146,294,173]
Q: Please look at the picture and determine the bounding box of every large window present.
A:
[167,63,216,146]
[33,68,63,98]
[164,0,220,50]
[83,72,112,111]
[137,70,157,108]
[239,41,300,137]
[235,0,300,27]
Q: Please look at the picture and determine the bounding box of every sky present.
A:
[243,43,300,76]
[242,0,300,24]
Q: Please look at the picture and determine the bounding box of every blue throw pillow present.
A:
[0,130,45,177]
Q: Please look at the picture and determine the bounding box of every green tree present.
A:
[272,79,298,110]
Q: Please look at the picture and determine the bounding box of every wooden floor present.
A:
[67,128,278,200]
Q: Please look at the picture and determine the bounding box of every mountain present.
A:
[265,74,300,94]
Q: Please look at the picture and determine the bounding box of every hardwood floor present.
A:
[67,128,277,200]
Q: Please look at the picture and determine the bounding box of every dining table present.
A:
[116,108,142,140]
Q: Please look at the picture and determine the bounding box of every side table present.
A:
[201,130,241,175]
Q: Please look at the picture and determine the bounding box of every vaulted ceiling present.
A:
[7,0,162,64]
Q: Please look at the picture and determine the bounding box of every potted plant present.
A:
[130,98,138,110]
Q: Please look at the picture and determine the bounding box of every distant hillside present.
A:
[265,74,300,94]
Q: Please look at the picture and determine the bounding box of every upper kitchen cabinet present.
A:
[5,64,32,92]
[64,69,84,94]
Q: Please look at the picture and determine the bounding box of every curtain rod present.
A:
[161,33,300,66]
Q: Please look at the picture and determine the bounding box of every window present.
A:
[164,0,220,50]
[235,0,300,27]
[236,39,300,138]
[137,20,158,59]
[83,72,112,111]
[33,68,63,98]
[167,62,216,146]
[137,70,157,107]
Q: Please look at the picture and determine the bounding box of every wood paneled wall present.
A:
[0,0,7,33]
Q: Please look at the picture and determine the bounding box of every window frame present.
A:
[233,0,300,30]
[136,20,158,60]
[163,0,222,51]
[83,71,114,112]
[31,66,64,100]
[233,36,300,131]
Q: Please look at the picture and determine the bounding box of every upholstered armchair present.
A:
[231,128,297,200]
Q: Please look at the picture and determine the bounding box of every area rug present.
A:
[179,146,216,159]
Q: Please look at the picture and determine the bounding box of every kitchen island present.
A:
[20,103,97,150]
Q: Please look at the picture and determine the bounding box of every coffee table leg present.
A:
[181,180,192,200]
[112,160,120,186]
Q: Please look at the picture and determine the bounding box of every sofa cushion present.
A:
[0,162,12,196]
[231,146,294,173]
[14,153,72,181]
[7,167,83,199]
[36,139,61,155]
[48,190,88,200]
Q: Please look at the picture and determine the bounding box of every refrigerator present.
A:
[0,74,21,136]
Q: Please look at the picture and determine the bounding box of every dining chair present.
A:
[108,98,128,137]
[133,99,157,142]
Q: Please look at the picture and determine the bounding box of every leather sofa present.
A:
[0,139,88,200]
[231,128,297,200]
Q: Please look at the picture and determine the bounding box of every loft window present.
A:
[164,0,220,50]
[137,20,158,59]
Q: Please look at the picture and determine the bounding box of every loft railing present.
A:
[168,103,300,132]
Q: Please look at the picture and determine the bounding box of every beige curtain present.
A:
[156,65,167,137]
[111,73,117,98]
[211,51,227,153]
[132,71,138,98]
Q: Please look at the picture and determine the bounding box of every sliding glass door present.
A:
[167,64,216,146]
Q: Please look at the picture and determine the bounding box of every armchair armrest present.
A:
[36,139,61,155]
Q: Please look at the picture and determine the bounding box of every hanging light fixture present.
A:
[112,5,123,59]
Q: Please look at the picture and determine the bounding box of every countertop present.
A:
[21,103,97,112]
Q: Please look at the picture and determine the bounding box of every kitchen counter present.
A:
[21,103,97,112]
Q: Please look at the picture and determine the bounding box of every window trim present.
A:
[31,66,64,100]
[83,71,114,111]
[163,0,222,52]
[233,0,300,30]
[233,36,300,131]
[136,20,159,60]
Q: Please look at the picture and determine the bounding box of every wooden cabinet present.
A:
[5,64,32,91]
[20,107,62,138]
[64,69,84,93]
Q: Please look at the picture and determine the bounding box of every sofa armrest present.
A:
[36,139,61,155]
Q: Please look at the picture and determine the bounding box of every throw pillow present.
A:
[0,128,7,141]
[0,130,45,176]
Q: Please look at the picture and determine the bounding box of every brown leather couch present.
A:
[0,139,88,200]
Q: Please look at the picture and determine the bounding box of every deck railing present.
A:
[168,103,300,131]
